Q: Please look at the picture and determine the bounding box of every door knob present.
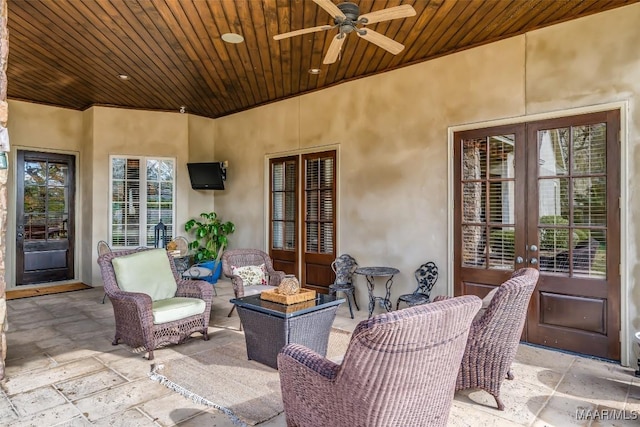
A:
[530,245,538,252]
[515,256,524,264]
[529,257,538,265]
[17,232,24,238]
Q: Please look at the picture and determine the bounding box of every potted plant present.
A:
[184,212,235,283]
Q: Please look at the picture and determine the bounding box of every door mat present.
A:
[6,282,92,300]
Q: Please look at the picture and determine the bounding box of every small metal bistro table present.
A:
[230,293,344,369]
[355,266,400,318]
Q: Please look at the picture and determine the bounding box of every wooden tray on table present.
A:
[260,288,316,305]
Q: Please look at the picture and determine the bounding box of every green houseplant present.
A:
[184,212,235,282]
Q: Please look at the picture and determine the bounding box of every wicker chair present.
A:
[97,240,112,304]
[434,267,539,411]
[277,295,482,427]
[97,248,213,360]
[396,261,438,310]
[329,254,360,319]
[222,249,285,317]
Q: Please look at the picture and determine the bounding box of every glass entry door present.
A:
[16,150,75,285]
[454,110,620,360]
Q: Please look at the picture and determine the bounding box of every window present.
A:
[110,156,175,247]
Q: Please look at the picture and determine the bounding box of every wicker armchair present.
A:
[434,267,539,410]
[222,249,285,316]
[277,295,482,427]
[97,248,213,360]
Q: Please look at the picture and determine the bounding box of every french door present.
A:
[16,150,76,285]
[269,151,337,293]
[453,110,620,360]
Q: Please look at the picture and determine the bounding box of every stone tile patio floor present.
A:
[1,280,639,426]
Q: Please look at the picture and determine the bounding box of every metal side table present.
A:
[355,266,400,318]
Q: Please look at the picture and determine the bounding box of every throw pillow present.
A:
[231,264,267,286]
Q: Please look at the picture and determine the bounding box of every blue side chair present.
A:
[329,254,360,319]
[396,262,438,310]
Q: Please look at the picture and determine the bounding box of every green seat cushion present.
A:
[112,249,177,301]
[151,297,206,324]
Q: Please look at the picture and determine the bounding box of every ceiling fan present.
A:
[273,0,416,65]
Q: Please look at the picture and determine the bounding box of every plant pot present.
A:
[200,260,223,284]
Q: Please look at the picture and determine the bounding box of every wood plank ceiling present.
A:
[6,0,638,119]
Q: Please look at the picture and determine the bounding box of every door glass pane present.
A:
[272,163,284,191]
[462,225,486,267]
[272,222,284,249]
[462,182,485,222]
[572,124,606,175]
[537,122,607,278]
[488,226,515,269]
[462,138,486,180]
[285,222,295,250]
[272,193,283,220]
[538,128,569,177]
[573,177,606,226]
[307,223,318,252]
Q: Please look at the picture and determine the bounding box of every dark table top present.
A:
[230,293,344,319]
[355,266,400,276]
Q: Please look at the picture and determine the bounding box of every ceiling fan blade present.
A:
[323,34,346,64]
[312,0,346,19]
[357,28,405,55]
[358,5,416,25]
[273,25,333,41]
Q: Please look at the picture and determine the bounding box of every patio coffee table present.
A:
[230,293,344,369]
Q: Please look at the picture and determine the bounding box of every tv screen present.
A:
[187,162,225,190]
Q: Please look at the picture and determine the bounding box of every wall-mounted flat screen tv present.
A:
[187,162,225,190]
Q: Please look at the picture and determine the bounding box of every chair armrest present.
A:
[108,289,153,307]
[268,270,286,287]
[227,274,246,297]
[432,295,452,303]
[108,290,154,326]
[176,279,214,302]
[278,343,340,380]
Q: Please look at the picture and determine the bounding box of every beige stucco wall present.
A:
[214,35,526,307]
[214,4,640,364]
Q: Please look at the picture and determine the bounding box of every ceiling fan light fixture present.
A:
[221,32,244,44]
[273,1,415,65]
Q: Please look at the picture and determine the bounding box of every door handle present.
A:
[529,257,538,265]
[515,256,524,264]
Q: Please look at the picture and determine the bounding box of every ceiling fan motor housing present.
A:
[336,2,360,23]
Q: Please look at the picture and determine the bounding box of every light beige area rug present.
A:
[149,327,352,426]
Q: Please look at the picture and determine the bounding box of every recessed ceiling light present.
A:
[221,33,244,44]
[117,74,130,81]
[308,68,321,75]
